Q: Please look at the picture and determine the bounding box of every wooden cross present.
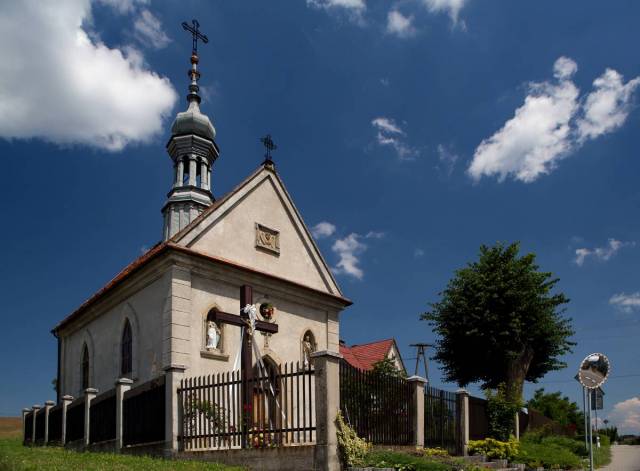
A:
[207,285,278,446]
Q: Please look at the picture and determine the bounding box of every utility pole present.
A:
[410,343,433,383]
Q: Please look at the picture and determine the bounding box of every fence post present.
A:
[21,408,30,445]
[83,388,98,448]
[456,388,469,456]
[61,395,73,445]
[407,376,426,449]
[43,400,55,445]
[312,350,342,471]
[164,364,187,456]
[115,378,133,452]
[31,405,41,445]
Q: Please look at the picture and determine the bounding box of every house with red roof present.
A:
[339,338,406,374]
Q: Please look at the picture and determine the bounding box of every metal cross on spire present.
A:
[260,134,278,162]
[181,19,208,55]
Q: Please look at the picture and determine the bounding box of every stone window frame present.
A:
[201,305,229,361]
[76,329,95,397]
[112,304,140,383]
[120,319,133,378]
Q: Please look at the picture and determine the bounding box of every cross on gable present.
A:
[181,19,209,54]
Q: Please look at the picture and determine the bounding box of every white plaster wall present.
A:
[61,274,168,398]
[188,177,331,293]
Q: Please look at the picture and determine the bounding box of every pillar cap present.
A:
[115,377,134,385]
[84,388,98,395]
[407,375,427,384]
[310,350,343,360]
[22,408,31,413]
[45,400,55,406]
[62,395,74,402]
[456,388,469,395]
[163,363,187,372]
[32,405,42,410]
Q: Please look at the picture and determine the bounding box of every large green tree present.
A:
[527,388,582,427]
[422,242,574,402]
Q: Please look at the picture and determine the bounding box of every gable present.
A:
[173,167,342,296]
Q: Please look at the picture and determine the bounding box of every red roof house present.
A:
[339,338,406,373]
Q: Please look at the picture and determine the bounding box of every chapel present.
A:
[51,44,352,401]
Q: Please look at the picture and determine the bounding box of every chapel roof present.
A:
[339,338,404,371]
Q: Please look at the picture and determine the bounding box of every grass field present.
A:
[0,418,243,471]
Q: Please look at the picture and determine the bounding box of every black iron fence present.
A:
[89,389,116,444]
[48,405,63,444]
[65,399,85,443]
[339,361,414,446]
[424,386,460,454]
[123,375,165,446]
[468,396,489,440]
[35,409,46,443]
[24,411,33,444]
[178,362,315,450]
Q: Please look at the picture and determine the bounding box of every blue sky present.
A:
[1,0,639,433]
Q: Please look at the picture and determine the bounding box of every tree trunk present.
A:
[505,348,534,404]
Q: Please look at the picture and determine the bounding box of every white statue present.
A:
[302,333,315,367]
[206,321,221,349]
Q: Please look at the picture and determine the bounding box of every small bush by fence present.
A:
[178,362,315,450]
[123,375,166,446]
[424,386,460,454]
[339,361,414,446]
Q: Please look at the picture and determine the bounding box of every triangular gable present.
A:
[172,165,343,296]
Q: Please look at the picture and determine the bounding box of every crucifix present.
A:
[206,285,278,446]
[181,19,209,54]
[260,134,277,166]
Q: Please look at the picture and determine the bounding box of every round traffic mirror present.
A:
[578,353,610,389]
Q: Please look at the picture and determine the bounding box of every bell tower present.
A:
[162,20,218,240]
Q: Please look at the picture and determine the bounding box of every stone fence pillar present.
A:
[83,388,98,447]
[21,408,30,445]
[311,350,342,471]
[43,400,55,445]
[31,405,41,444]
[164,364,187,456]
[456,388,469,455]
[407,376,427,449]
[115,378,133,452]
[61,395,73,445]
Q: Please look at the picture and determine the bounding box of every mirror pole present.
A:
[587,389,594,471]
[582,386,588,453]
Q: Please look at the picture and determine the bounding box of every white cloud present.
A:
[577,68,640,142]
[609,292,640,313]
[0,0,177,151]
[332,233,367,280]
[608,397,640,434]
[134,9,171,49]
[96,0,148,14]
[414,248,425,258]
[306,0,366,23]
[436,143,459,177]
[574,238,634,266]
[331,230,384,279]
[386,10,416,38]
[468,57,579,183]
[468,57,640,183]
[312,221,337,239]
[422,0,467,24]
[371,117,419,160]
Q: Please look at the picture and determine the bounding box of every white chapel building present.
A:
[52,50,352,400]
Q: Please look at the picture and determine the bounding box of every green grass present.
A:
[516,432,612,470]
[0,438,244,471]
[361,450,457,471]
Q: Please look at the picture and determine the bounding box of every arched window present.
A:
[81,344,90,391]
[121,320,132,377]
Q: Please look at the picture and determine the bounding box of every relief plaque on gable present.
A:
[255,223,280,255]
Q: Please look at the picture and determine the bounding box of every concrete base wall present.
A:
[87,439,116,453]
[177,445,318,471]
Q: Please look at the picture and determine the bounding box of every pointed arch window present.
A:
[121,320,132,377]
[81,344,90,391]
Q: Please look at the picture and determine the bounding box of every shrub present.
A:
[467,437,520,461]
[486,384,522,441]
[516,440,582,470]
[423,447,449,457]
[335,411,371,467]
[361,450,452,471]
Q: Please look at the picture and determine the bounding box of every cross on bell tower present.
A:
[162,20,219,240]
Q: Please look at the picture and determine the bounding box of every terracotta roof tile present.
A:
[340,339,396,371]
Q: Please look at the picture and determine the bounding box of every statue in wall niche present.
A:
[206,321,221,350]
[302,332,316,367]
